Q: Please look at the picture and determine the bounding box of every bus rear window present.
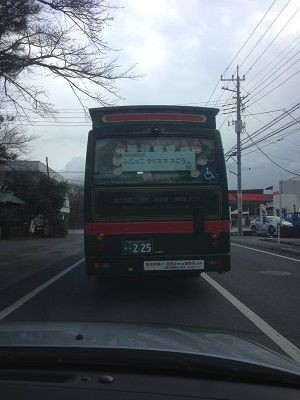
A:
[93,136,218,185]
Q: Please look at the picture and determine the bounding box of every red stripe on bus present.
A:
[84,220,230,235]
[102,113,207,123]
[206,220,230,231]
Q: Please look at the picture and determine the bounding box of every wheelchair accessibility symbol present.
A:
[204,166,215,180]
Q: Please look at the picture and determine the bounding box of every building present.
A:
[0,160,70,219]
[272,178,300,217]
[0,160,65,184]
[228,189,273,226]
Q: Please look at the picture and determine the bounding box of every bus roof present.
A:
[89,105,219,130]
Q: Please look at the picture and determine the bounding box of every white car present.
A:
[250,216,293,236]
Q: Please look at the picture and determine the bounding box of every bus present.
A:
[84,105,230,277]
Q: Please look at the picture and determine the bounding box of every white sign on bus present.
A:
[121,151,196,172]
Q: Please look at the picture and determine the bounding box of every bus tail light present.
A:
[96,233,105,242]
[94,262,101,270]
[94,261,111,271]
[96,233,105,252]
[211,231,220,240]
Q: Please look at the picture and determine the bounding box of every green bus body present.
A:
[84,106,230,277]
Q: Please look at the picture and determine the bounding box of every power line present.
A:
[246,69,300,107]
[284,107,300,126]
[205,0,277,105]
[244,128,300,176]
[239,131,299,161]
[246,140,299,162]
[242,120,299,151]
[225,102,300,156]
[12,124,91,127]
[218,115,230,130]
[285,137,300,148]
[240,0,291,68]
[243,108,285,116]
[246,57,300,104]
[245,4,300,74]
[247,50,300,94]
[218,87,236,129]
[245,35,300,88]
[242,126,300,157]
[174,99,232,106]
[236,151,298,165]
[269,140,300,155]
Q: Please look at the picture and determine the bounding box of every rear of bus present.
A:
[84,106,230,277]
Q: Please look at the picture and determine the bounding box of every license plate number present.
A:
[144,260,204,271]
[122,239,153,255]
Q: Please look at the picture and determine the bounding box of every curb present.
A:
[230,231,253,236]
[260,238,300,248]
[231,239,300,257]
[269,246,300,257]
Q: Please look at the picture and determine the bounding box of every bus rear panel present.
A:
[84,106,230,277]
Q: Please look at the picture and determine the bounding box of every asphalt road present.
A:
[0,232,299,361]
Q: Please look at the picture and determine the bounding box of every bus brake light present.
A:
[102,113,207,123]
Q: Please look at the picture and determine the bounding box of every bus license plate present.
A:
[144,260,204,271]
[122,239,153,255]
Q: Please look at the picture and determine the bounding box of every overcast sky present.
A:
[23,0,300,189]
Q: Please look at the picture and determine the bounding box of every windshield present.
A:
[93,136,218,185]
[1,0,300,378]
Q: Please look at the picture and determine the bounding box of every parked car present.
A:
[285,212,300,227]
[250,216,293,236]
[29,215,49,237]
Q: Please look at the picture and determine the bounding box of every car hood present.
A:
[282,221,293,226]
[0,322,299,373]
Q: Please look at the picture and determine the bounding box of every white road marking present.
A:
[0,258,84,321]
[232,243,300,263]
[202,273,300,363]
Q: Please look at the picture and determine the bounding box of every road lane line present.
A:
[202,273,300,363]
[232,243,300,263]
[0,258,84,321]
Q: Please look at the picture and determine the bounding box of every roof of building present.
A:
[0,161,65,182]
[228,192,272,202]
[0,191,25,205]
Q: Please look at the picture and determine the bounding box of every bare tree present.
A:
[0,116,35,165]
[68,183,84,229]
[0,0,137,115]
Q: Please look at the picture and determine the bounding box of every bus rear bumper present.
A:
[85,254,231,277]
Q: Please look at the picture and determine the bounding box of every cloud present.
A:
[61,156,85,184]
[19,0,300,190]
[64,156,85,172]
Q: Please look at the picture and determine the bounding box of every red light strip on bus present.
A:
[102,113,207,123]
[84,220,230,235]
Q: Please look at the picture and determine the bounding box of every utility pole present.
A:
[45,157,50,186]
[221,65,245,236]
[45,156,51,235]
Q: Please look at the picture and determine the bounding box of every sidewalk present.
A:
[231,234,300,256]
[0,231,84,292]
[231,227,252,236]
